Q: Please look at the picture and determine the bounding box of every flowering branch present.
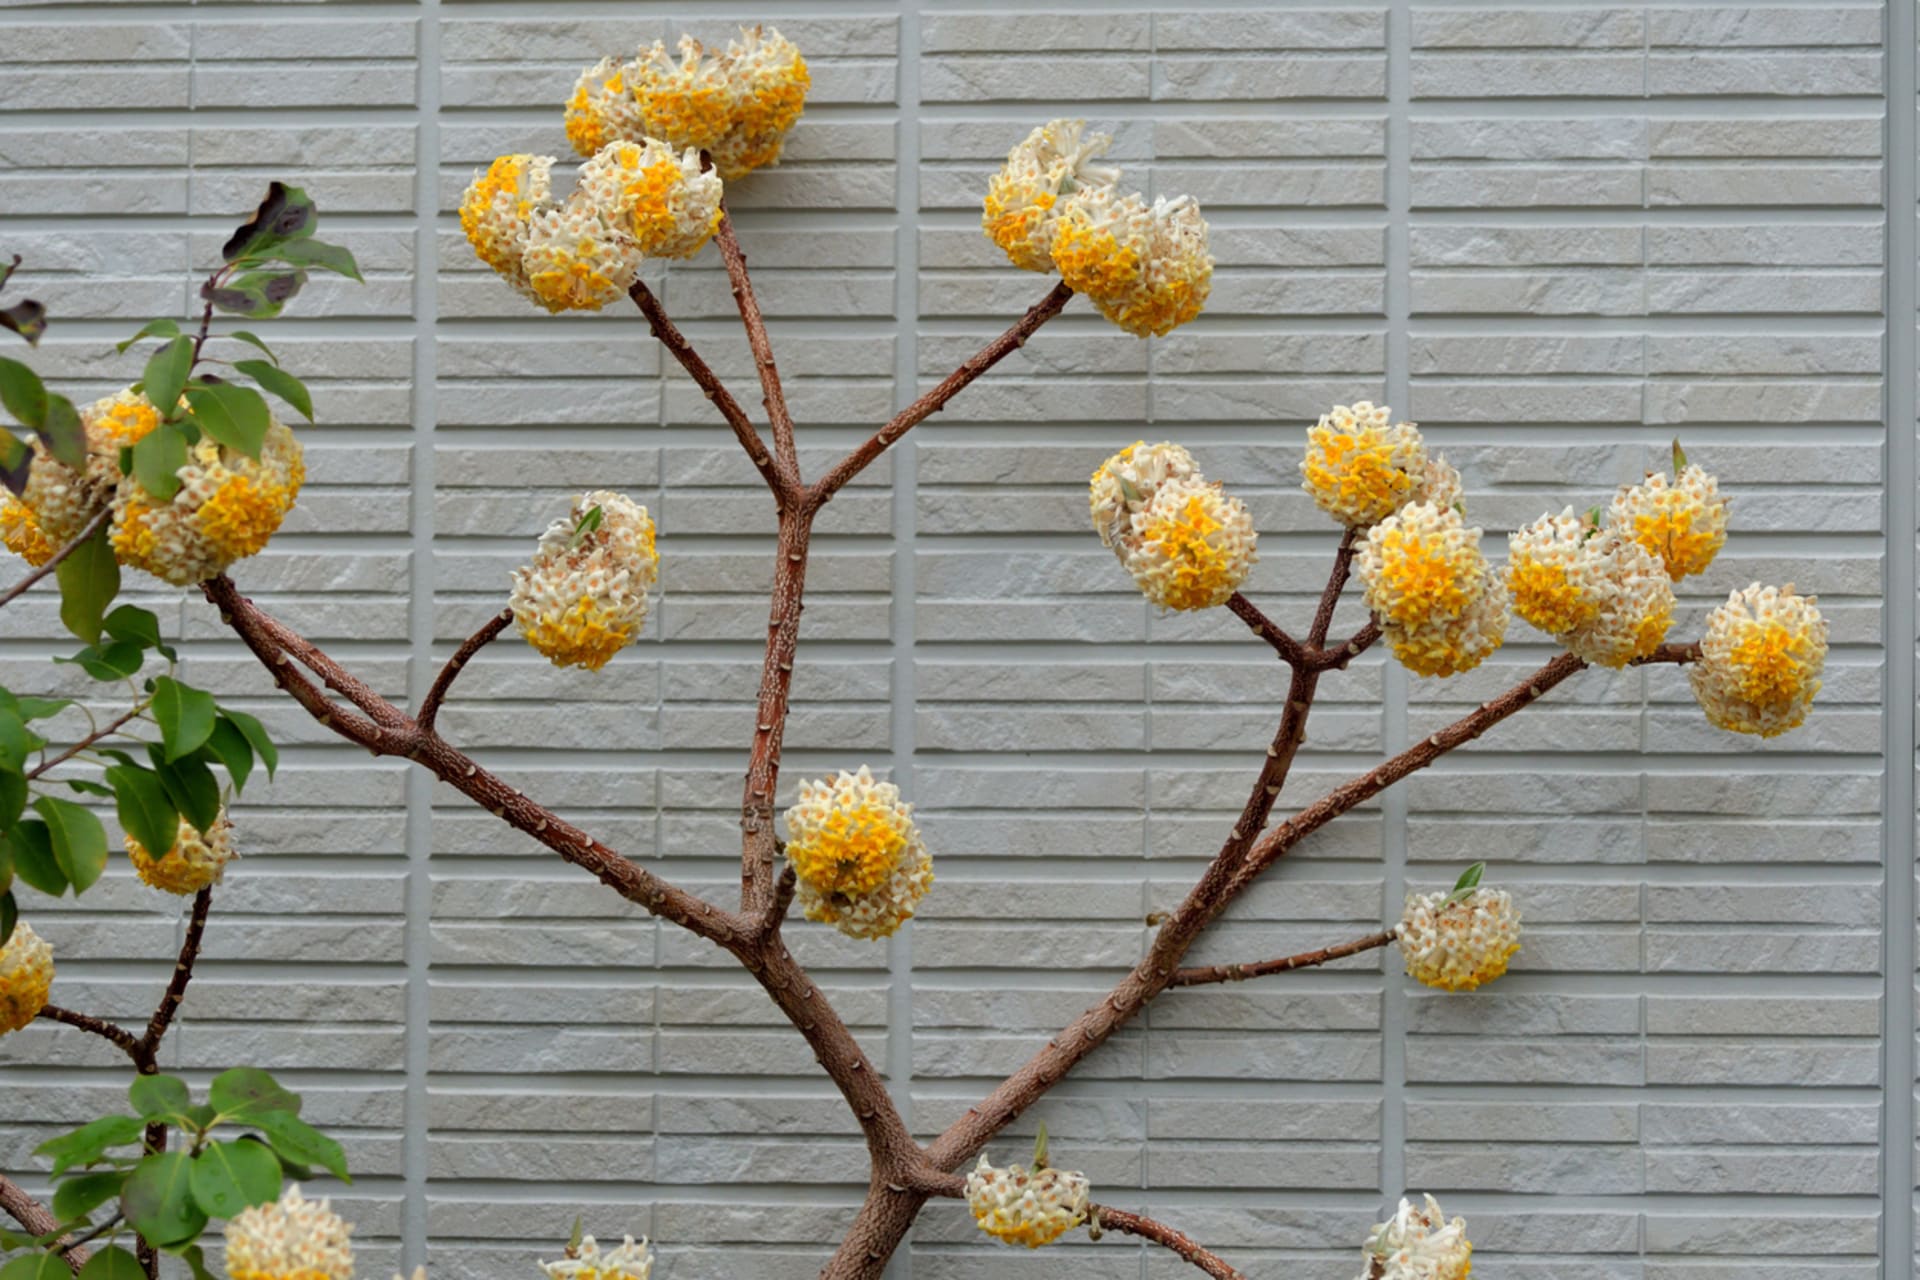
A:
[711,203,800,488]
[139,886,211,1057]
[1167,929,1398,987]
[1225,593,1307,666]
[417,608,513,734]
[1089,1205,1247,1280]
[26,703,146,781]
[0,1174,87,1273]
[0,507,109,611]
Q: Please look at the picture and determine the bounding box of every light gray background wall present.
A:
[0,2,1915,1277]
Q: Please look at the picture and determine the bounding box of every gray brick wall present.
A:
[1,3,1914,1278]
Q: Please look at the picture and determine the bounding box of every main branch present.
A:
[0,1174,87,1273]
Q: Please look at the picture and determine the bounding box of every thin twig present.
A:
[141,887,211,1054]
[35,1005,140,1058]
[758,862,797,937]
[711,201,800,487]
[418,609,512,733]
[1316,617,1382,670]
[1090,1205,1248,1280]
[53,1213,121,1256]
[0,507,110,611]
[1168,929,1397,987]
[26,704,145,780]
[1225,592,1307,666]
[0,1174,88,1273]
[1308,525,1361,647]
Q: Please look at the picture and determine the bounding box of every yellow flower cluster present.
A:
[1359,503,1507,678]
[1089,442,1256,611]
[1506,508,1606,637]
[521,198,645,314]
[1608,462,1727,580]
[459,153,554,294]
[565,26,810,179]
[983,120,1213,337]
[1,496,53,566]
[541,1235,654,1280]
[577,138,724,260]
[509,491,659,671]
[127,811,237,895]
[1356,1194,1473,1280]
[783,766,933,940]
[1558,531,1674,669]
[1397,886,1522,992]
[964,1153,1090,1249]
[1299,402,1428,528]
[1690,582,1827,737]
[223,1185,354,1280]
[111,418,304,586]
[4,388,167,564]
[0,921,53,1035]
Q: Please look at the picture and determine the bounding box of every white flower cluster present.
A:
[577,139,724,260]
[783,766,933,940]
[1690,582,1828,737]
[1299,402,1431,529]
[509,491,659,671]
[223,1184,355,1280]
[540,1234,654,1280]
[982,119,1121,272]
[1397,887,1522,993]
[1358,502,1507,679]
[1088,441,1256,611]
[1608,462,1728,580]
[1354,1195,1472,1280]
[964,1153,1091,1249]
[1088,440,1198,552]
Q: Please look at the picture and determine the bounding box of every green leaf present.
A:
[0,356,47,429]
[0,766,22,831]
[52,1170,130,1223]
[55,523,119,647]
[0,430,30,495]
[171,1245,218,1280]
[567,504,603,550]
[32,796,107,895]
[131,421,188,503]
[77,1246,145,1280]
[66,779,114,798]
[141,337,194,420]
[1443,861,1487,906]
[188,1140,281,1221]
[0,1253,69,1280]
[148,748,219,834]
[0,705,29,771]
[102,605,164,653]
[36,394,85,472]
[1,299,48,348]
[225,331,277,366]
[183,382,270,459]
[116,318,182,355]
[56,642,145,683]
[247,1110,347,1182]
[233,361,312,422]
[201,718,254,795]
[129,1074,192,1122]
[151,677,216,764]
[209,1067,301,1120]
[222,184,318,262]
[260,239,361,283]
[221,709,276,780]
[1672,438,1689,474]
[566,1214,584,1252]
[17,697,73,721]
[0,891,14,948]
[204,271,306,321]
[4,821,65,896]
[1031,1120,1049,1170]
[121,1151,207,1246]
[35,1115,145,1175]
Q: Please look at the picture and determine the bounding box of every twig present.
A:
[811,281,1075,503]
[736,513,811,912]
[627,280,787,502]
[1225,593,1306,666]
[53,1213,121,1256]
[758,862,797,937]
[1090,1205,1247,1280]
[1316,617,1382,670]
[26,704,145,780]
[418,609,512,733]
[35,1005,140,1058]
[0,507,110,611]
[0,1174,88,1273]
[712,201,800,487]
[141,887,211,1055]
[1168,929,1398,986]
[1308,525,1361,647]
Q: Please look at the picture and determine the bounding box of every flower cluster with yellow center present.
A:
[540,1234,653,1280]
[127,810,237,896]
[1398,886,1521,992]
[783,766,933,940]
[1608,462,1727,581]
[111,418,304,586]
[1690,582,1827,737]
[222,1184,354,1280]
[1300,403,1429,528]
[519,197,644,314]
[0,921,53,1035]
[1506,508,1607,637]
[964,1153,1090,1249]
[1089,442,1256,610]
[1088,440,1199,552]
[1359,503,1507,678]
[577,139,724,260]
[565,26,809,179]
[1558,531,1674,669]
[1355,1195,1473,1280]
[4,388,168,564]
[1,496,53,567]
[982,119,1120,273]
[459,153,555,294]
[509,491,659,672]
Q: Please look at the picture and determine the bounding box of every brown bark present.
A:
[35,1005,139,1057]
[737,512,812,913]
[140,887,211,1054]
[0,1173,88,1273]
[1090,1205,1248,1279]
[712,206,800,488]
[1169,929,1398,986]
[418,609,512,733]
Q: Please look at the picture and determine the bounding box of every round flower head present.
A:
[1087,439,1200,553]
[541,1234,653,1280]
[1088,195,1213,338]
[509,491,659,671]
[1398,886,1521,992]
[521,195,644,314]
[222,1184,354,1280]
[1561,531,1674,669]
[0,921,53,1035]
[14,387,171,553]
[1049,186,1149,302]
[1121,475,1257,612]
[1607,462,1727,581]
[784,766,934,940]
[460,154,556,292]
[1386,572,1509,679]
[983,119,1121,274]
[578,139,723,260]
[1359,502,1488,631]
[965,1153,1090,1249]
[1506,507,1608,637]
[1300,403,1428,528]
[127,811,236,896]
[628,35,735,151]
[565,58,643,160]
[111,419,305,585]
[712,25,811,179]
[1355,1194,1472,1280]
[1690,582,1827,737]
[1,495,54,566]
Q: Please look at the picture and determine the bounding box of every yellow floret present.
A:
[1,496,54,566]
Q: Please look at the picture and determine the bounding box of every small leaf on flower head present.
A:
[566,1215,584,1253]
[184,381,270,459]
[1031,1121,1049,1170]
[1116,475,1142,504]
[1671,439,1688,473]
[568,505,603,550]
[1443,860,1486,906]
